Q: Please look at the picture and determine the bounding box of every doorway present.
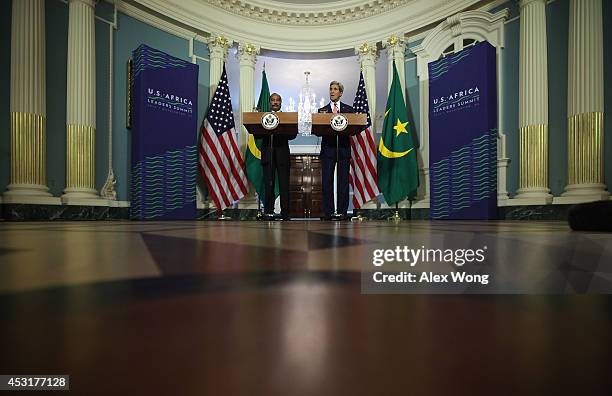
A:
[289,154,323,218]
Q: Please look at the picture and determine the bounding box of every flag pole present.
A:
[351,211,365,222]
[388,202,401,223]
[408,198,412,221]
[218,209,232,220]
[256,195,263,220]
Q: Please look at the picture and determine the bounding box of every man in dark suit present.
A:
[318,81,355,220]
[261,93,296,221]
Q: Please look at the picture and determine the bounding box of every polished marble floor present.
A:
[1,220,611,394]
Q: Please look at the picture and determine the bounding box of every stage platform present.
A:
[1,221,611,394]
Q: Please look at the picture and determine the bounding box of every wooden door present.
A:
[289,155,323,218]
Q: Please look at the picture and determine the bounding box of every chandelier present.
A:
[290,71,325,136]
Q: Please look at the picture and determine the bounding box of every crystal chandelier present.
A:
[295,71,324,136]
[285,97,295,112]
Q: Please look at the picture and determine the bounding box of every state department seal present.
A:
[330,114,348,132]
[261,112,280,130]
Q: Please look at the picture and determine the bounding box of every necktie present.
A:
[333,102,339,114]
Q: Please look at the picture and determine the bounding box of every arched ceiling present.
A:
[133,0,491,52]
[269,0,351,4]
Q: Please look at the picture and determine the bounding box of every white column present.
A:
[385,35,406,99]
[416,76,430,205]
[207,35,232,99]
[236,43,260,208]
[237,43,259,157]
[4,0,60,204]
[355,42,379,209]
[201,35,232,209]
[514,0,552,204]
[558,0,609,203]
[409,48,431,206]
[62,0,101,204]
[496,46,510,203]
[355,42,378,131]
[100,21,117,201]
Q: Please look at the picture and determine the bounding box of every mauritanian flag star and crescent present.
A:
[376,61,420,206]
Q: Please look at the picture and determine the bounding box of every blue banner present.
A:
[429,41,497,220]
[130,45,198,220]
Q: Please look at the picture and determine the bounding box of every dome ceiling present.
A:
[205,0,415,25]
[134,0,488,52]
[272,0,357,4]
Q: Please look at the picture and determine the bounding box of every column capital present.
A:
[520,0,546,9]
[355,42,379,65]
[383,35,405,51]
[384,34,406,63]
[207,35,233,61]
[68,0,96,8]
[237,42,260,66]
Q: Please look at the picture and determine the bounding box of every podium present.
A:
[242,112,367,136]
[311,113,368,136]
[311,113,368,221]
[242,112,298,136]
[242,111,297,220]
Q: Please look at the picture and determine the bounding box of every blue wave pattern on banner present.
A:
[430,129,497,219]
[133,45,189,78]
[429,47,474,82]
[430,158,451,218]
[130,146,197,220]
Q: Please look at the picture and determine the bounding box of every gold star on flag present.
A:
[393,119,409,137]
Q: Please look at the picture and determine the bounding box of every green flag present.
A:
[377,61,419,205]
[245,69,278,202]
[255,69,271,113]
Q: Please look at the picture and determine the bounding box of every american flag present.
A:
[198,65,248,211]
[350,71,380,208]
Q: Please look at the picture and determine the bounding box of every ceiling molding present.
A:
[206,0,411,26]
[115,0,200,41]
[133,0,484,52]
